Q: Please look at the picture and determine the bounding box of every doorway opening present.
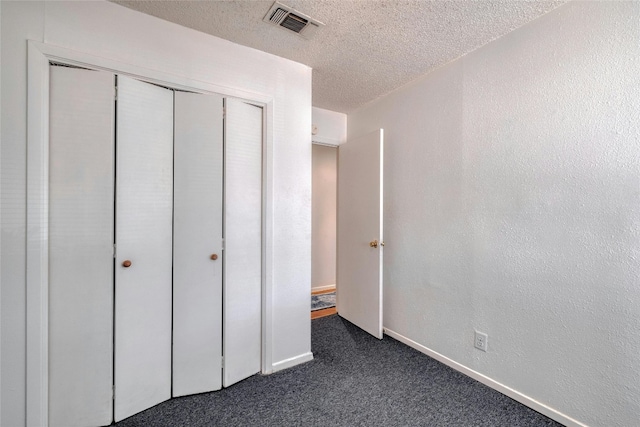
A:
[311,143,337,319]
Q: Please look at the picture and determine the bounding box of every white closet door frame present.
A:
[26,41,275,427]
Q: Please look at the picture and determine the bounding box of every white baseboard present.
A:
[383,328,586,427]
[311,284,336,293]
[271,351,314,373]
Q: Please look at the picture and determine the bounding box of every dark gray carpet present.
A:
[115,315,562,426]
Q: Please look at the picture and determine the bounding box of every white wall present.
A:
[312,107,347,146]
[0,1,312,425]
[0,3,3,424]
[312,144,337,290]
[349,2,640,426]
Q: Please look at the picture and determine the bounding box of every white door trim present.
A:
[26,40,275,426]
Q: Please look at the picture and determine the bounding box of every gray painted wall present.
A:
[349,2,640,426]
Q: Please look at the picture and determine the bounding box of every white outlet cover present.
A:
[475,331,488,352]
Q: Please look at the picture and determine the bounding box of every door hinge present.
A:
[112,384,115,400]
[114,86,118,101]
[113,243,117,258]
[223,107,226,119]
[221,356,224,369]
[221,239,225,251]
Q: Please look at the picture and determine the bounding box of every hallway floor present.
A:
[311,287,336,319]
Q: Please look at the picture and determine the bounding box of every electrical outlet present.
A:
[475,331,488,352]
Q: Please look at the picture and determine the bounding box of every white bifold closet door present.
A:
[114,76,174,421]
[49,67,115,427]
[223,99,263,387]
[49,67,263,425]
[173,91,224,396]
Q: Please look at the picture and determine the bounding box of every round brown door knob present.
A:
[122,260,132,268]
[210,254,218,261]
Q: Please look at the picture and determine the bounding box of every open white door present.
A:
[114,76,174,421]
[337,129,384,339]
[173,91,224,396]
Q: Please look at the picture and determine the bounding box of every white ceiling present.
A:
[112,0,566,113]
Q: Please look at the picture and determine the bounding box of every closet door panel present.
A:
[223,99,263,387]
[114,76,174,421]
[49,67,115,427]
[173,91,224,396]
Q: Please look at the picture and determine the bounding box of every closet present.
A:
[48,65,263,426]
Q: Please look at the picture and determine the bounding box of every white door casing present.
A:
[114,76,174,421]
[48,66,115,427]
[223,99,263,387]
[337,129,384,339]
[173,91,224,396]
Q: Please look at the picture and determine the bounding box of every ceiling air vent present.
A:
[263,2,324,40]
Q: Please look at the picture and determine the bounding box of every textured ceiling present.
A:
[112,0,566,113]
